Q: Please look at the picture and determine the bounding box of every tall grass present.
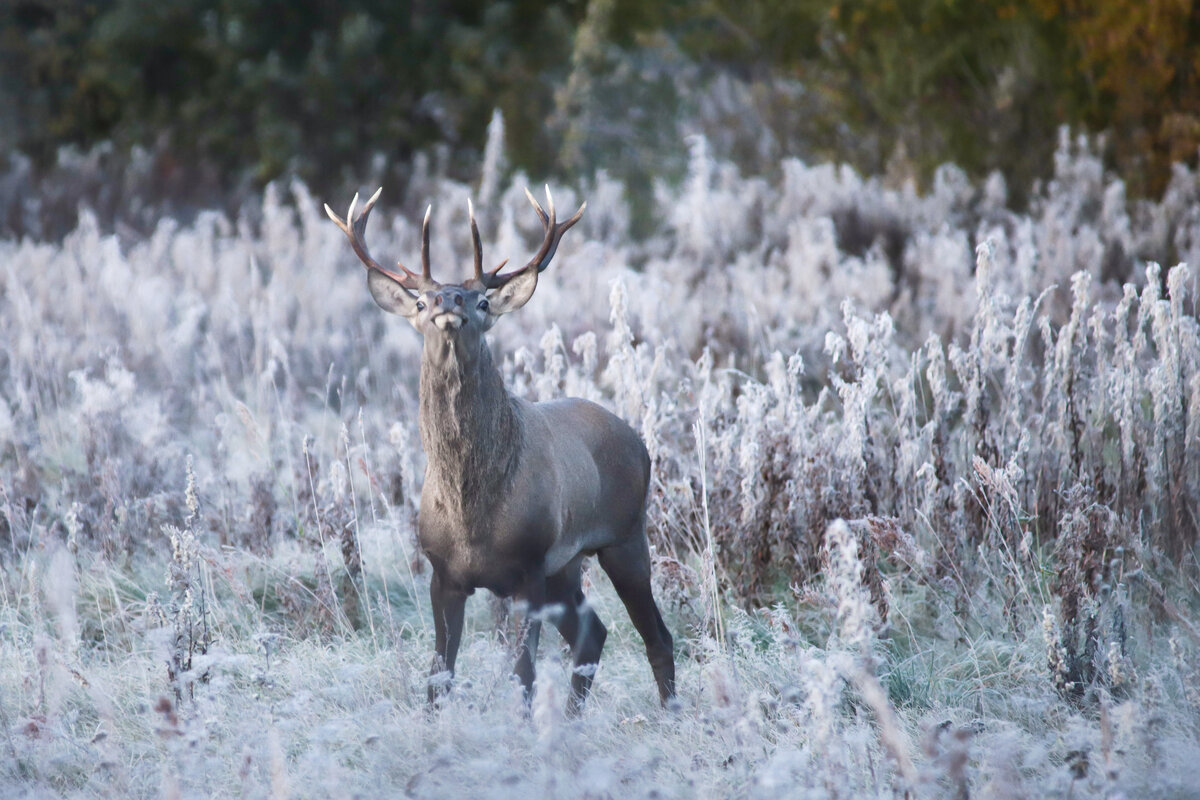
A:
[1,125,1199,796]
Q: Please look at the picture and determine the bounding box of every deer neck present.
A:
[418,334,520,519]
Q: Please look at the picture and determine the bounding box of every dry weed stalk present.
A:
[164,457,209,702]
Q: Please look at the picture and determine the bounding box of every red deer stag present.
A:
[325,187,675,714]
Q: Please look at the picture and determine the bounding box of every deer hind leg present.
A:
[546,564,608,717]
[598,529,676,705]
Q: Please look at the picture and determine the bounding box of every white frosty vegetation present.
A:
[2,129,1200,797]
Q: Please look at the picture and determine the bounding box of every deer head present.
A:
[324,187,585,343]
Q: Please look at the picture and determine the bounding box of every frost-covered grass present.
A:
[2,128,1200,797]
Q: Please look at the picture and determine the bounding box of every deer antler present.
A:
[477,186,585,289]
[324,189,432,290]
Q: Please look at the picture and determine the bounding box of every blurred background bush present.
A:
[2,0,1198,238]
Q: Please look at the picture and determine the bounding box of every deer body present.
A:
[326,188,675,714]
[419,392,650,597]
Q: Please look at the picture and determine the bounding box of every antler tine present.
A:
[420,204,432,280]
[524,186,549,226]
[528,184,558,269]
[466,201,512,284]
[468,198,485,284]
[325,188,423,289]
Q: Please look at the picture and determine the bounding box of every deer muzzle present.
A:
[433,311,465,331]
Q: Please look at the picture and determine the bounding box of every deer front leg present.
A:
[512,566,546,704]
[428,568,467,704]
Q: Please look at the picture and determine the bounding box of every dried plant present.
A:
[0,130,1199,797]
[164,458,209,702]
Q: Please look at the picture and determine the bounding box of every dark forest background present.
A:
[2,0,1198,238]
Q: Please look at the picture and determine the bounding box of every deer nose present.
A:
[431,292,467,330]
[434,292,465,307]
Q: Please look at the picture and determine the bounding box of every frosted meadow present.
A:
[2,128,1200,797]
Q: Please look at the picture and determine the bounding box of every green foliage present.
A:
[1031,0,1200,197]
[1,0,578,192]
[0,0,102,160]
[661,0,1198,201]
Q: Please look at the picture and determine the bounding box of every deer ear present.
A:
[367,269,421,317]
[486,267,538,315]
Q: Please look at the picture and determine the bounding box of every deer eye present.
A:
[477,298,490,312]
[416,300,426,312]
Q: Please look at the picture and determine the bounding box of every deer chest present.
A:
[418,509,554,597]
